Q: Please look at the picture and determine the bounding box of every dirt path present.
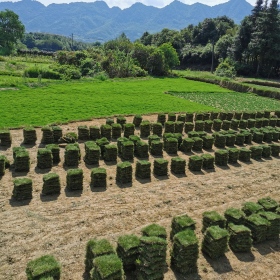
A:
[0,114,279,280]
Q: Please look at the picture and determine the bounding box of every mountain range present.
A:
[0,0,253,42]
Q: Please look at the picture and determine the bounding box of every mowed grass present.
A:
[0,77,226,128]
[169,91,280,112]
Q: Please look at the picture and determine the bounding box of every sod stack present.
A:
[202,211,226,232]
[140,121,151,138]
[234,112,242,120]
[184,122,194,133]
[214,150,229,166]
[170,214,196,239]
[100,124,112,140]
[204,120,213,132]
[247,119,256,129]
[90,126,101,141]
[148,135,160,147]
[194,120,205,131]
[242,202,264,216]
[52,126,63,143]
[84,141,100,165]
[96,138,110,157]
[241,130,252,144]
[117,137,128,156]
[222,120,231,130]
[65,144,80,166]
[250,146,263,160]
[78,125,90,141]
[124,123,135,138]
[213,119,222,131]
[224,208,246,225]
[142,224,167,239]
[171,157,186,174]
[0,130,12,146]
[202,154,215,169]
[188,155,203,171]
[111,123,122,139]
[258,197,279,212]
[262,129,273,142]
[202,226,229,259]
[164,121,175,133]
[0,155,5,176]
[227,223,252,252]
[239,148,251,162]
[225,134,236,147]
[106,118,114,125]
[42,173,61,195]
[180,138,194,153]
[133,114,142,127]
[103,144,118,162]
[253,131,264,143]
[245,214,270,243]
[171,230,199,274]
[66,169,83,191]
[259,212,280,240]
[37,148,53,169]
[255,118,263,128]
[91,168,107,188]
[117,116,126,129]
[203,135,214,150]
[136,160,151,179]
[26,255,61,280]
[14,147,30,172]
[195,113,204,121]
[235,133,245,146]
[261,145,271,157]
[204,112,211,120]
[23,127,37,145]
[129,135,140,151]
[121,141,134,160]
[85,239,115,273]
[270,143,280,156]
[174,121,184,133]
[239,120,248,129]
[157,113,166,125]
[136,236,167,280]
[210,112,219,120]
[262,118,270,127]
[192,137,203,151]
[164,137,178,154]
[116,162,132,184]
[46,144,60,164]
[231,119,240,130]
[214,134,226,148]
[150,140,163,156]
[154,159,168,176]
[168,112,176,122]
[177,114,186,122]
[152,123,163,137]
[41,126,54,144]
[117,234,140,270]
[186,113,194,122]
[12,178,32,201]
[135,141,149,158]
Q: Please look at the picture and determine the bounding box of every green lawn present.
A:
[169,91,280,112]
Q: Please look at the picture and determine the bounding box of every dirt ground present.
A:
[0,114,279,280]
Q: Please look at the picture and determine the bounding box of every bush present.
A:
[24,67,61,80]
[215,59,236,78]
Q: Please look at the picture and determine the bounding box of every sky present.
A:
[0,0,257,9]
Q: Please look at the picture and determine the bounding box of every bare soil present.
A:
[0,114,279,280]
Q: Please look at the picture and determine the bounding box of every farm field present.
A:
[0,114,279,280]
[1,76,280,129]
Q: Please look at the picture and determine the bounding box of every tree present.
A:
[0,10,25,54]
[159,43,180,71]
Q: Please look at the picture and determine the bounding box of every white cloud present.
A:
[0,0,257,9]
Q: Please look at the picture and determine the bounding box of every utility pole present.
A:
[71,33,74,50]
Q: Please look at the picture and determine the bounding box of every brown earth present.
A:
[0,114,279,280]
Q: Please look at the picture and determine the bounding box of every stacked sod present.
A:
[140,121,151,138]
[171,157,186,174]
[84,141,100,165]
[164,137,178,154]
[0,155,5,176]
[26,255,61,280]
[121,141,134,160]
[170,214,196,239]
[148,135,160,147]
[203,136,214,150]
[188,156,203,171]
[171,230,199,274]
[123,123,135,138]
[180,138,194,153]
[136,236,167,280]
[261,145,271,157]
[157,113,166,125]
[214,150,229,166]
[37,148,53,169]
[192,137,203,151]
[136,160,151,179]
[224,208,246,225]
[174,121,184,133]
[116,162,132,184]
[202,154,215,169]
[46,144,60,164]
[222,120,231,130]
[117,116,126,129]
[106,118,114,125]
[96,138,110,157]
[227,148,239,163]
[150,140,163,156]
[204,120,213,132]
[78,125,90,140]
[153,159,168,176]
[52,126,63,143]
[213,119,222,131]
[41,126,54,144]
[270,143,280,156]
[164,121,175,133]
[239,148,251,162]
[231,119,240,130]
[168,112,176,121]
[117,137,128,156]
[85,239,115,274]
[202,226,229,259]
[0,130,12,146]
[242,202,264,216]
[239,120,248,129]
[23,127,37,145]
[214,134,226,148]
[225,134,236,147]
[135,141,149,158]
[202,211,226,232]
[133,114,142,127]
[245,214,270,243]
[194,120,204,131]
[249,146,263,160]
[117,234,140,270]
[235,133,245,146]
[66,169,83,191]
[258,197,278,212]
[152,123,163,137]
[104,144,118,162]
[129,135,140,150]
[142,224,167,239]
[65,144,80,166]
[184,122,194,133]
[12,178,32,201]
[227,223,252,252]
[100,124,112,140]
[177,114,186,122]
[42,173,60,195]
[14,147,30,172]
[91,168,107,188]
[90,126,101,141]
[186,113,194,122]
[259,211,280,240]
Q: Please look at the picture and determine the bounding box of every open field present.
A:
[0,114,279,280]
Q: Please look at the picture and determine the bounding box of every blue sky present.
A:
[0,0,256,9]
